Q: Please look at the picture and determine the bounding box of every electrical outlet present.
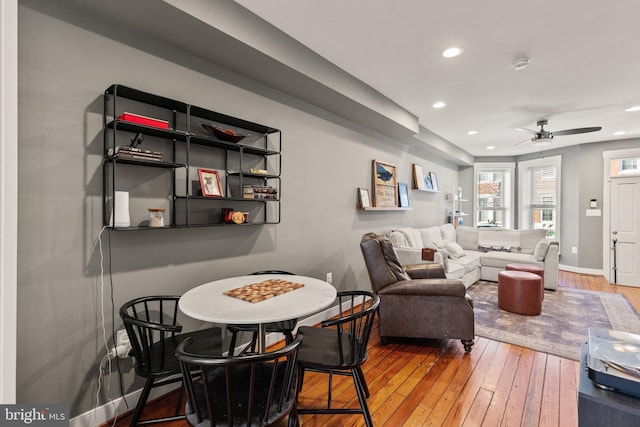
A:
[116,329,130,348]
[326,272,333,284]
[572,246,578,254]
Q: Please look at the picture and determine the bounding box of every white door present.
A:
[611,177,640,286]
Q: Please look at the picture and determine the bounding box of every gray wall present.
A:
[17,1,459,416]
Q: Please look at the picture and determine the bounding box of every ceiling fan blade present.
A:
[552,126,602,136]
[514,138,532,147]
[513,127,539,135]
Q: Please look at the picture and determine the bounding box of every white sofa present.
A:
[387,224,559,290]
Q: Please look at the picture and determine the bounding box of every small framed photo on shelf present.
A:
[372,160,398,207]
[424,174,434,191]
[412,164,426,190]
[429,172,439,192]
[357,188,371,209]
[198,169,223,197]
[398,183,410,207]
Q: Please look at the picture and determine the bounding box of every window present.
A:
[474,163,514,228]
[518,156,561,240]
[611,157,640,177]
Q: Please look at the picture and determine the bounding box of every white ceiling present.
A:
[235,0,640,156]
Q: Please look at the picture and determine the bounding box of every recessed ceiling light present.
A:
[486,146,496,150]
[467,130,478,135]
[625,106,640,112]
[614,131,626,136]
[433,101,446,109]
[442,47,463,58]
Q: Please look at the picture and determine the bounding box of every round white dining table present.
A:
[179,274,337,353]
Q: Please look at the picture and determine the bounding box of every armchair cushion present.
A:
[360,233,410,293]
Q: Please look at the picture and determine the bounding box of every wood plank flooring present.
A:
[104,271,640,427]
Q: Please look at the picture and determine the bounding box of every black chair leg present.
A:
[288,406,300,427]
[228,331,239,356]
[352,369,374,427]
[356,367,370,398]
[129,378,154,427]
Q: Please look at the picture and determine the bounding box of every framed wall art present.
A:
[429,171,439,192]
[372,160,398,207]
[198,169,223,197]
[398,183,410,207]
[412,164,426,190]
[357,188,371,208]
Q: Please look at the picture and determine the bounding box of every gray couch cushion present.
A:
[519,229,547,254]
[454,253,481,273]
[419,226,443,246]
[456,226,479,250]
[480,251,540,268]
[478,229,520,251]
[440,224,456,243]
[534,239,550,260]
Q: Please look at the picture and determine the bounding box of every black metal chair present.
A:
[176,335,303,427]
[295,291,380,427]
[227,271,298,356]
[120,295,223,426]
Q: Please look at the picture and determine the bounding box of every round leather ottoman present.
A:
[498,270,543,315]
[506,262,544,282]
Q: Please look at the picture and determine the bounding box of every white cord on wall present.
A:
[94,225,123,427]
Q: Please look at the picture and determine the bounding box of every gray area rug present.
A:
[467,281,640,361]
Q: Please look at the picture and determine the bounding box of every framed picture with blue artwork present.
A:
[398,183,410,207]
[372,160,397,207]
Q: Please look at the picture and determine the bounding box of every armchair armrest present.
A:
[377,278,466,297]
[403,263,446,279]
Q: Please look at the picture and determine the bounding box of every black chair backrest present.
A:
[119,295,183,377]
[176,335,302,427]
[323,291,380,366]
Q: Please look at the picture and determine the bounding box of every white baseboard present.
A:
[70,304,344,427]
[559,265,605,276]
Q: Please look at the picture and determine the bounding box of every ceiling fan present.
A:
[514,120,602,146]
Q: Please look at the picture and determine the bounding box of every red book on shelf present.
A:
[117,112,169,129]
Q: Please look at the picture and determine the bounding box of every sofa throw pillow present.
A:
[534,239,550,261]
[443,241,466,258]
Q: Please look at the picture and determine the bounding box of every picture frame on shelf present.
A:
[429,171,439,192]
[372,160,398,207]
[412,164,426,190]
[198,169,223,197]
[398,183,410,207]
[424,174,434,191]
[357,188,371,209]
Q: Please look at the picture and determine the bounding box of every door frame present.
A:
[0,0,18,403]
[603,147,640,284]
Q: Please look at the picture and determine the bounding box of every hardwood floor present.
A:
[105,271,640,427]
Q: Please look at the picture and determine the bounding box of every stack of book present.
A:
[108,146,164,162]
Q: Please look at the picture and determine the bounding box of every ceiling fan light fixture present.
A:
[531,136,553,146]
[512,58,531,71]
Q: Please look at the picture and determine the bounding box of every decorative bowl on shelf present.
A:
[201,123,248,143]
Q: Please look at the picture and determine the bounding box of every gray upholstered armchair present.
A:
[360,233,474,352]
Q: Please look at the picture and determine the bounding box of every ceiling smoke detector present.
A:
[512,58,531,71]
